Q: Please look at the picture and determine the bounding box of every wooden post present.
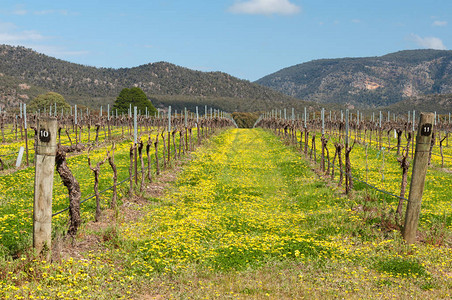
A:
[168,106,171,163]
[134,106,138,184]
[185,108,188,151]
[33,117,58,258]
[74,104,78,145]
[196,106,200,146]
[403,112,434,244]
[24,103,29,166]
[107,104,111,140]
[411,110,415,159]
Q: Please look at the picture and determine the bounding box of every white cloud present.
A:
[30,45,88,57]
[0,21,87,58]
[13,9,27,15]
[33,9,70,16]
[0,22,17,32]
[432,20,447,27]
[228,0,301,15]
[0,30,45,44]
[0,21,46,44]
[5,4,74,16]
[410,34,447,50]
[12,5,27,15]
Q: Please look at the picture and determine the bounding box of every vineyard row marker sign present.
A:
[33,117,58,258]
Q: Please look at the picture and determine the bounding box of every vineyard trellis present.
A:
[0,104,236,257]
[255,108,451,242]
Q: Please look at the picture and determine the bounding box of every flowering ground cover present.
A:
[0,128,451,299]
[0,126,198,258]
[301,129,452,234]
[0,137,132,258]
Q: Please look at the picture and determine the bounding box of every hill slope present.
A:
[0,45,302,112]
[256,50,452,108]
[385,93,452,114]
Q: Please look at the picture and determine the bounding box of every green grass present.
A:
[1,128,451,299]
[0,125,201,257]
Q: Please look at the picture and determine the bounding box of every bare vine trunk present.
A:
[95,123,100,146]
[189,128,193,151]
[88,149,108,222]
[108,149,117,209]
[55,146,81,236]
[161,132,167,168]
[138,141,145,192]
[155,135,160,175]
[146,138,152,182]
[345,143,354,194]
[428,132,435,165]
[129,144,134,197]
[440,134,448,168]
[172,131,177,160]
[335,143,344,186]
[396,157,409,216]
[396,136,412,217]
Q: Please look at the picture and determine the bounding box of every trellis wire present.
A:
[0,151,18,157]
[52,175,133,217]
[299,130,411,203]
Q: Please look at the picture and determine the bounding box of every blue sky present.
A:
[0,0,450,81]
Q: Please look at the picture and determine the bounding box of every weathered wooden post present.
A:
[33,117,58,258]
[74,104,78,145]
[185,107,188,151]
[24,103,29,166]
[134,106,138,184]
[107,104,111,140]
[196,106,200,146]
[168,106,171,163]
[321,108,325,172]
[412,110,415,159]
[403,112,434,244]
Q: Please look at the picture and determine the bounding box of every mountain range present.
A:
[0,44,451,113]
[256,49,452,109]
[0,44,313,113]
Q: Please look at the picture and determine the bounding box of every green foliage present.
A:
[113,87,157,115]
[374,257,426,277]
[2,45,452,111]
[232,112,260,128]
[0,45,297,111]
[211,245,266,271]
[28,92,70,113]
[150,94,323,114]
[385,93,452,114]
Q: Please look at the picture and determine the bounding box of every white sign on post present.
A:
[16,146,24,168]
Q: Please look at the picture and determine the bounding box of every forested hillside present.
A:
[385,93,452,114]
[0,45,300,112]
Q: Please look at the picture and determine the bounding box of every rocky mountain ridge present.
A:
[256,49,452,108]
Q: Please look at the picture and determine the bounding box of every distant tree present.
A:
[232,112,260,128]
[113,87,157,115]
[28,92,70,113]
